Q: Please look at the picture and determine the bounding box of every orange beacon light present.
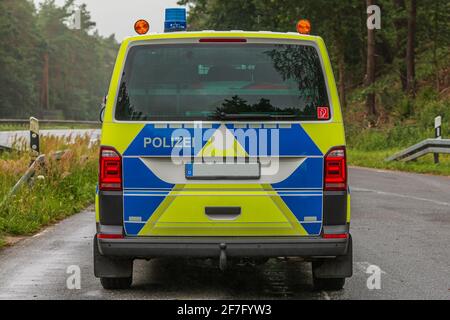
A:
[297,19,311,35]
[134,19,150,35]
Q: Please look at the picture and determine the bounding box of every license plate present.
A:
[185,162,260,180]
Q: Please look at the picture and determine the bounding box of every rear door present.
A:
[107,35,345,237]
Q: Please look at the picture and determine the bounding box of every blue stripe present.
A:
[280,195,322,235]
[124,124,219,157]
[124,222,147,236]
[123,195,167,235]
[124,123,322,157]
[272,157,324,189]
[301,222,322,235]
[122,157,174,190]
[225,123,323,157]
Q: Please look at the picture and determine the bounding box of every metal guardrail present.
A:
[0,151,69,206]
[2,154,46,203]
[0,117,101,151]
[0,119,100,125]
[0,116,95,206]
[385,138,450,162]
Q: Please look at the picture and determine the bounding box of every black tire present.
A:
[100,277,132,290]
[313,277,345,291]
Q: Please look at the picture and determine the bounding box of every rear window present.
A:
[115,43,330,121]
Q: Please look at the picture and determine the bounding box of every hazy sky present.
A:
[34,0,183,41]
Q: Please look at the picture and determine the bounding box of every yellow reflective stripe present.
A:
[200,138,248,157]
[262,184,307,235]
[137,185,181,235]
[347,193,351,223]
[95,193,100,223]
[302,122,346,155]
[101,122,145,154]
[138,183,308,236]
[315,37,343,124]
[143,226,300,237]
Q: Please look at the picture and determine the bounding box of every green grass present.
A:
[348,148,450,176]
[0,135,98,248]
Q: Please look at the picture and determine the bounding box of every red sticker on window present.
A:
[317,106,330,120]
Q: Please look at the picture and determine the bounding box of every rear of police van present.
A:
[94,31,352,290]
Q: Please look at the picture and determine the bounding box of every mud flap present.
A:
[93,236,133,278]
[312,235,353,279]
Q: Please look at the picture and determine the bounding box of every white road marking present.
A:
[352,187,450,207]
[32,229,49,238]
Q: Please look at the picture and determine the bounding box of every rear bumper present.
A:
[97,235,350,259]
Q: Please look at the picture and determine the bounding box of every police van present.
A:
[94,11,352,290]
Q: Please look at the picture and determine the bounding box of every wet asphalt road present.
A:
[0,167,449,300]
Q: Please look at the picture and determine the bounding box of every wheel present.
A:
[94,235,133,289]
[313,277,345,291]
[100,277,132,290]
[312,235,352,291]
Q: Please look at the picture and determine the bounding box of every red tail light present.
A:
[99,146,122,191]
[97,233,124,239]
[323,233,348,239]
[324,146,347,191]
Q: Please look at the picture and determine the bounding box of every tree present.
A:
[0,0,42,118]
[392,0,408,90]
[365,0,377,124]
[419,0,450,92]
[0,0,118,119]
[406,0,416,96]
[36,0,118,119]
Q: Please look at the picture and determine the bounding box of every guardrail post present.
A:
[434,116,442,164]
[30,117,40,163]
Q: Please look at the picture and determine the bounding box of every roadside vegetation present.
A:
[0,135,98,248]
[348,150,450,175]
[345,47,450,175]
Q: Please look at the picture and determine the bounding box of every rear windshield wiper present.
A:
[213,112,298,120]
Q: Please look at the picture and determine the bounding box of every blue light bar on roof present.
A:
[164,8,187,32]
